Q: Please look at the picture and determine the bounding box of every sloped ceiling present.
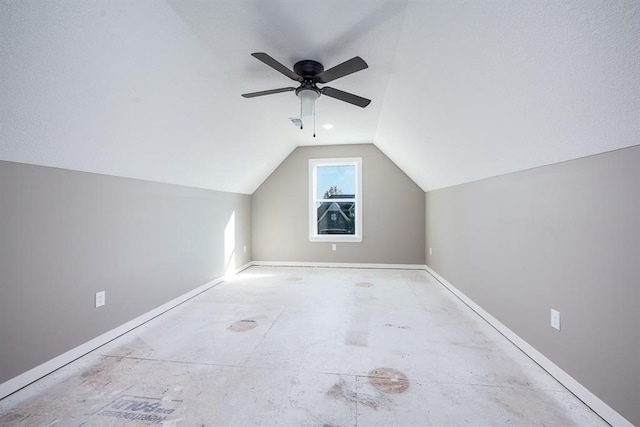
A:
[1,1,639,194]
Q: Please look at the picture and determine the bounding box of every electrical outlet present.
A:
[331,244,337,251]
[243,245,247,253]
[550,309,560,331]
[429,247,433,255]
[95,291,106,308]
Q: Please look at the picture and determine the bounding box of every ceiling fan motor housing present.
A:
[293,60,324,79]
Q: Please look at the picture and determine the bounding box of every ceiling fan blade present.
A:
[321,87,371,108]
[316,56,368,83]
[251,52,303,82]
[241,87,296,98]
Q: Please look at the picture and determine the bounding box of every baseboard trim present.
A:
[252,260,427,270]
[0,262,253,400]
[425,265,632,427]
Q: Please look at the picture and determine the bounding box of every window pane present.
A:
[316,201,356,235]
[309,157,362,242]
[316,165,356,199]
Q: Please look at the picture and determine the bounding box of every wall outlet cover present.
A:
[95,291,106,308]
[550,309,560,331]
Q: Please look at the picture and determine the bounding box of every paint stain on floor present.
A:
[0,413,28,424]
[368,368,409,394]
[111,336,153,357]
[0,356,172,426]
[229,320,257,332]
[384,323,410,330]
[356,282,374,288]
[327,379,381,409]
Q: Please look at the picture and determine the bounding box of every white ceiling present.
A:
[1,0,639,194]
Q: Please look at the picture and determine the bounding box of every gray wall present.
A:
[252,144,425,264]
[0,160,251,384]
[425,145,640,425]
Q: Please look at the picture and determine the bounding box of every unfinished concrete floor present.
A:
[0,267,607,426]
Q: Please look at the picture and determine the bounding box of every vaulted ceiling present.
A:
[2,1,639,194]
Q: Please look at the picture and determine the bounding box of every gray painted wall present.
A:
[425,145,640,425]
[252,144,425,264]
[0,160,251,384]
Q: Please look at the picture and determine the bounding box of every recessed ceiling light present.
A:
[323,124,334,130]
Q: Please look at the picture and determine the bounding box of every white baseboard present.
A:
[0,262,253,400]
[425,265,632,427]
[252,260,427,270]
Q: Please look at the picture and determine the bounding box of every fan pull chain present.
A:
[313,102,316,138]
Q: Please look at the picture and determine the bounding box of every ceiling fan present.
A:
[241,52,371,114]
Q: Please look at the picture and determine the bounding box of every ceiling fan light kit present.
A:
[297,86,319,117]
[242,52,371,131]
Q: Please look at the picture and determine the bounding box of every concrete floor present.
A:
[0,266,607,426]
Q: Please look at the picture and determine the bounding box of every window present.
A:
[309,157,362,242]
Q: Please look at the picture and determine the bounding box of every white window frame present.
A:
[309,157,363,242]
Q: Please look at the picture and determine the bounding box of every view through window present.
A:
[309,158,362,242]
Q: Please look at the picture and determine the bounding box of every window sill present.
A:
[309,235,363,243]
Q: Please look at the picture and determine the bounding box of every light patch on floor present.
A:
[344,330,369,347]
[0,267,608,426]
[355,282,374,288]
